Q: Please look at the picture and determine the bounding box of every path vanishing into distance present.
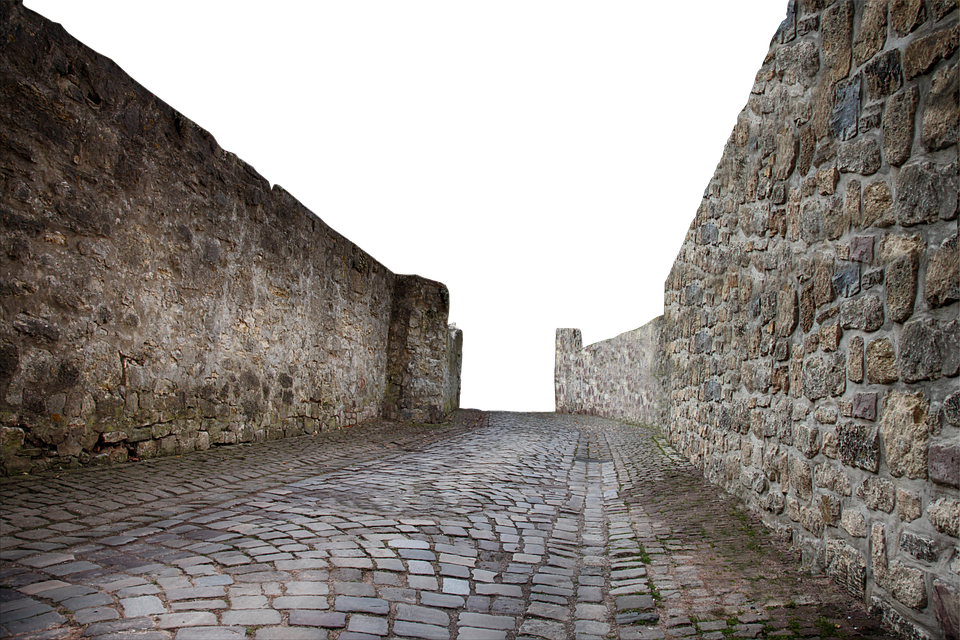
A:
[1,411,896,640]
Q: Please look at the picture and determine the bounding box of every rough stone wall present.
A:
[0,1,461,474]
[662,1,958,639]
[555,319,667,426]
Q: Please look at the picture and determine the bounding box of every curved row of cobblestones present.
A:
[1,412,895,640]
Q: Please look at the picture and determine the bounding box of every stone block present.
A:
[840,510,867,537]
[896,160,959,226]
[899,532,937,562]
[927,498,960,537]
[789,456,813,500]
[904,24,959,79]
[922,63,958,152]
[850,236,873,263]
[933,580,960,640]
[862,181,894,227]
[832,263,861,298]
[836,421,881,472]
[820,324,842,352]
[882,87,919,167]
[867,338,899,384]
[852,393,877,420]
[831,76,861,141]
[822,1,855,82]
[837,137,882,175]
[848,335,864,382]
[863,49,903,100]
[899,318,943,383]
[857,476,895,512]
[890,0,926,37]
[897,488,922,522]
[840,295,884,332]
[802,353,846,400]
[880,390,929,479]
[929,442,960,487]
[925,232,959,308]
[794,423,820,458]
[853,0,889,66]
[826,540,867,599]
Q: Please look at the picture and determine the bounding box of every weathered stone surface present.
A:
[831,76,861,141]
[832,263,860,297]
[776,286,799,337]
[822,2,855,82]
[836,421,881,472]
[826,540,867,599]
[904,25,959,79]
[866,338,898,383]
[890,0,926,37]
[852,392,877,420]
[896,160,960,226]
[899,318,943,383]
[794,423,820,458]
[879,390,929,479]
[863,49,903,100]
[926,233,960,308]
[840,510,867,537]
[854,0,889,66]
[943,319,960,377]
[848,335,864,382]
[882,87,919,167]
[927,498,960,537]
[850,236,874,263]
[802,353,846,400]
[880,234,922,324]
[928,442,960,487]
[862,181,895,228]
[932,580,960,640]
[900,532,938,562]
[840,294,884,331]
[837,137,882,175]
[922,63,959,151]
[897,488,923,522]
[857,476,895,512]
[789,456,813,500]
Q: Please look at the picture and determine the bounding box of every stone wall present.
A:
[555,320,667,427]
[0,1,461,474]
[557,1,958,638]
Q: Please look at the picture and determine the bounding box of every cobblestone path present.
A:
[1,412,895,640]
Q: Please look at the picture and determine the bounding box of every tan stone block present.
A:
[904,24,959,79]
[840,509,867,537]
[879,390,929,479]
[897,488,922,522]
[927,497,960,537]
[848,335,865,382]
[925,232,959,308]
[883,86,919,167]
[863,181,894,228]
[890,0,927,37]
[866,338,898,384]
[922,63,959,152]
[854,0,889,67]
[820,324,842,352]
[822,1,855,82]
[817,168,840,195]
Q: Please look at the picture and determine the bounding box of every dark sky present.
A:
[26,0,788,410]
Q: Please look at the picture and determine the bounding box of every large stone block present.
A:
[927,498,960,537]
[926,232,959,309]
[826,540,867,599]
[899,318,943,383]
[863,49,903,100]
[904,24,959,79]
[853,0,889,66]
[879,390,929,479]
[890,0,926,37]
[882,87,919,167]
[922,63,958,152]
[822,1,855,82]
[933,580,960,640]
[802,353,846,400]
[857,475,896,512]
[836,421,881,472]
[929,442,960,487]
[895,160,959,226]
[840,294,884,331]
[867,338,899,384]
[837,137,882,175]
[789,455,813,501]
[831,75,861,141]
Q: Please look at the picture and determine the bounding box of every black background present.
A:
[26,0,783,409]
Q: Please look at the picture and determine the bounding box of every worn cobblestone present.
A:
[1,411,897,639]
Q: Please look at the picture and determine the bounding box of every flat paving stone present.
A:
[0,411,898,640]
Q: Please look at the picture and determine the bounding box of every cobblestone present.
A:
[1,411,897,639]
